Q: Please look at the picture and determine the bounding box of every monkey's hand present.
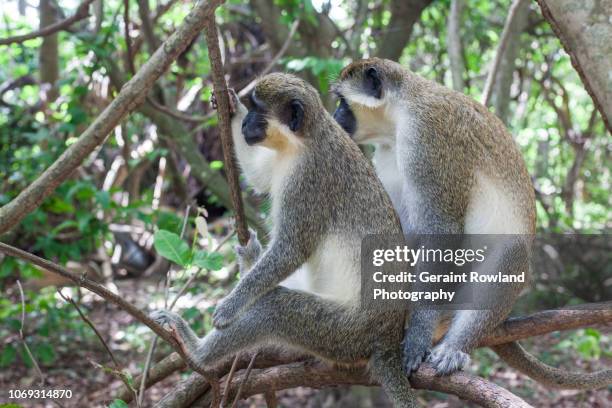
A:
[402,327,431,374]
[427,342,470,376]
[211,88,241,117]
[212,291,248,329]
[235,229,263,276]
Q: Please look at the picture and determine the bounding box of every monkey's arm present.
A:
[213,235,307,329]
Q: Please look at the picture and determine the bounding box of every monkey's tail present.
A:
[492,341,612,390]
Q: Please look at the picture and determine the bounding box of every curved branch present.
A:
[0,0,225,235]
[195,361,532,408]
[0,0,97,46]
[149,303,612,406]
[483,302,612,346]
[3,239,609,406]
[0,242,178,347]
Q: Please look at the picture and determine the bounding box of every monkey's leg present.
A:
[370,346,417,408]
[154,288,374,372]
[428,239,528,375]
[402,309,440,374]
[403,232,464,374]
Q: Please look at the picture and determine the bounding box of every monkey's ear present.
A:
[364,67,382,99]
[288,99,304,132]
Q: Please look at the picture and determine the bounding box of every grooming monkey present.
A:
[152,73,416,406]
[332,58,612,389]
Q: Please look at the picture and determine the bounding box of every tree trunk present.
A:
[536,0,612,132]
[491,0,530,124]
[18,0,26,16]
[447,0,466,91]
[39,0,59,102]
[375,0,434,61]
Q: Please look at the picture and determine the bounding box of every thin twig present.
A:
[0,0,96,46]
[0,243,179,347]
[220,355,241,407]
[57,290,119,368]
[264,391,277,408]
[230,352,258,408]
[482,0,527,106]
[57,289,139,405]
[16,280,45,385]
[139,205,191,407]
[203,15,249,246]
[123,0,136,74]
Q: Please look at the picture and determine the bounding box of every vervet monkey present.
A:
[152,74,416,406]
[332,57,612,389]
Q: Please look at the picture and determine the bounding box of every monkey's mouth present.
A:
[243,129,266,145]
[242,118,267,145]
[244,134,265,145]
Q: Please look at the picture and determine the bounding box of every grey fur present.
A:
[152,74,417,407]
[335,58,612,389]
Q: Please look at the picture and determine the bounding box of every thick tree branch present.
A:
[0,0,225,235]
[194,361,533,408]
[7,238,608,405]
[0,0,96,46]
[482,0,529,107]
[535,0,612,132]
[140,302,612,406]
[375,0,434,61]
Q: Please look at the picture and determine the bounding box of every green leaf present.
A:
[0,258,16,278]
[210,160,223,170]
[192,250,224,271]
[153,230,191,266]
[0,344,17,367]
[108,400,129,408]
[34,342,56,365]
[157,211,182,234]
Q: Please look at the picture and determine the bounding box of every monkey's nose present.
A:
[243,126,266,145]
[333,104,357,136]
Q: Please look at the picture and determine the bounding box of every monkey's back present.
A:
[400,73,536,235]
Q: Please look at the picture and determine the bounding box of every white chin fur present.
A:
[343,90,385,109]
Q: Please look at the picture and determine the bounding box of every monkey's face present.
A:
[241,73,321,152]
[333,58,398,144]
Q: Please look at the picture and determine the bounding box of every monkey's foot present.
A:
[402,339,430,374]
[210,89,238,115]
[427,343,470,376]
[235,229,262,275]
[150,310,189,352]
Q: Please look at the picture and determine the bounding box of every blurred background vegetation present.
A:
[0,0,609,406]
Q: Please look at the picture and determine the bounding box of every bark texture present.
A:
[536,0,612,132]
[375,0,434,61]
[39,0,59,101]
